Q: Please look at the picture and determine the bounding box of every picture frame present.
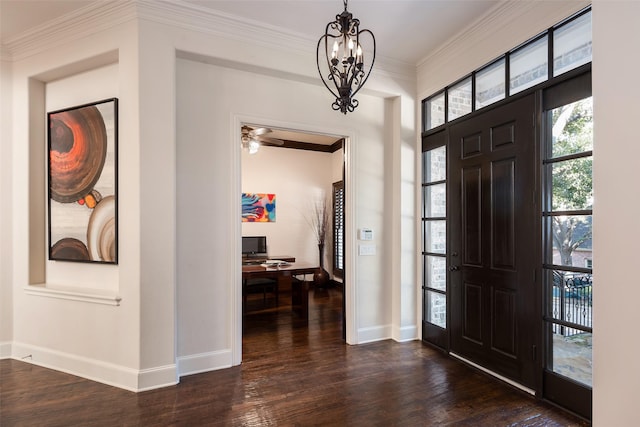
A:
[47,98,118,264]
[242,193,276,222]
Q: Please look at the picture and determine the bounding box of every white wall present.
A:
[592,2,640,424]
[6,14,154,391]
[0,56,13,357]
[242,145,336,267]
[175,56,389,371]
[44,65,120,292]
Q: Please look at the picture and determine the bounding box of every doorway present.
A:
[240,124,346,355]
[448,94,538,389]
[421,70,593,419]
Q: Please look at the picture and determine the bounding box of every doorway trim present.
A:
[231,114,357,364]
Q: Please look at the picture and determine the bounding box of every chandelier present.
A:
[316,0,376,114]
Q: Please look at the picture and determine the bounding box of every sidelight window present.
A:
[543,96,593,388]
[422,145,447,329]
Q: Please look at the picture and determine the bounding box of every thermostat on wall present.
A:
[358,228,373,240]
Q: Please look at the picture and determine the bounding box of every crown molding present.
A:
[417,0,527,68]
[1,0,414,83]
[138,0,311,56]
[1,1,137,62]
[136,0,415,83]
[417,0,590,69]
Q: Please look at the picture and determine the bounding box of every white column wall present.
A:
[157,4,417,357]
[175,56,389,368]
[399,95,417,341]
[0,57,13,357]
[7,20,148,391]
[592,2,639,424]
[162,4,417,346]
[136,19,179,387]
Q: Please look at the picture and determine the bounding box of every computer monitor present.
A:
[242,236,267,256]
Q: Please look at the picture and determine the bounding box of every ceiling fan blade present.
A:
[258,136,284,146]
[251,127,272,137]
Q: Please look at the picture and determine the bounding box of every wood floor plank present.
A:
[1,287,588,426]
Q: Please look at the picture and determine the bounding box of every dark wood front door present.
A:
[449,94,539,389]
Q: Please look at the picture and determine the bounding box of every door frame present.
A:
[448,92,540,391]
[421,64,592,406]
[232,114,356,365]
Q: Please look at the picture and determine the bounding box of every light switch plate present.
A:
[358,244,376,256]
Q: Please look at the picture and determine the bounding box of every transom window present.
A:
[422,7,591,132]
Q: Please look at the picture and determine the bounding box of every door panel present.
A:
[463,282,483,344]
[492,287,516,357]
[491,158,516,269]
[450,94,538,389]
[462,167,482,265]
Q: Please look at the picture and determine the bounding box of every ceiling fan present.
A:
[241,125,284,154]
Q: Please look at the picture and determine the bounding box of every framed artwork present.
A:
[242,193,276,222]
[47,98,118,263]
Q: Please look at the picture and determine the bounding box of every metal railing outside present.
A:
[552,271,593,336]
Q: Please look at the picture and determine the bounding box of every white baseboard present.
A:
[0,341,11,359]
[11,342,178,392]
[392,325,418,342]
[357,324,392,344]
[177,349,233,377]
[138,364,179,392]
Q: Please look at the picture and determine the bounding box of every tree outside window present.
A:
[550,97,593,267]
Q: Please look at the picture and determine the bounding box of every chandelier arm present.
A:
[324,33,344,97]
[343,29,363,87]
[344,28,376,100]
[316,34,341,100]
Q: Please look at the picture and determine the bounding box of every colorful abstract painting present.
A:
[242,193,276,222]
[47,98,118,263]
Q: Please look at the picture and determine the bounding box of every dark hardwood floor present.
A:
[1,287,588,426]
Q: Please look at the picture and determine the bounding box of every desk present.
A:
[242,262,317,319]
[242,255,296,265]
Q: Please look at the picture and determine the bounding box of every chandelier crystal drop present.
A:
[316,0,376,114]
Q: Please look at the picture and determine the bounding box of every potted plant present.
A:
[309,197,330,287]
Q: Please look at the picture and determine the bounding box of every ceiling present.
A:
[0,0,503,147]
[1,0,502,65]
